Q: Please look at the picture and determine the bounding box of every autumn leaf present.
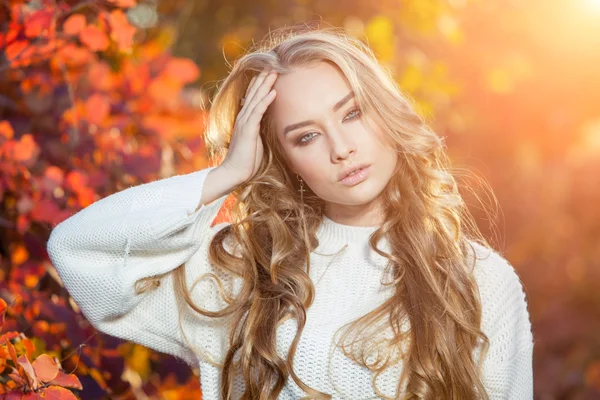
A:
[86,62,114,91]
[32,354,60,383]
[164,58,200,84]
[109,10,137,52]
[66,170,88,193]
[84,93,110,124]
[17,354,41,390]
[48,369,83,390]
[53,43,95,68]
[11,244,29,265]
[30,200,61,224]
[0,120,15,140]
[0,298,6,330]
[79,25,110,52]
[24,8,54,38]
[63,14,87,36]
[43,166,65,191]
[5,40,32,68]
[108,0,137,8]
[12,133,41,165]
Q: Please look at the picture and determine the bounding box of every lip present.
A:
[338,163,371,182]
[339,165,370,186]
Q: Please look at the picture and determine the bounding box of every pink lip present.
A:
[339,165,370,186]
[338,163,371,182]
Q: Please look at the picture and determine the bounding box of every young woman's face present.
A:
[269,61,398,223]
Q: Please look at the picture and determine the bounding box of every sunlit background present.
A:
[0,0,599,398]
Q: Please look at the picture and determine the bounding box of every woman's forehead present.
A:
[269,63,353,132]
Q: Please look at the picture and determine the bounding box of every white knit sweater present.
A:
[46,166,534,399]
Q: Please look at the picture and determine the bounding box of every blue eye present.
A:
[297,108,361,145]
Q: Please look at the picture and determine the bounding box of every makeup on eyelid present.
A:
[295,108,362,145]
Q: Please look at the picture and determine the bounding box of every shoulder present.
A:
[464,240,532,339]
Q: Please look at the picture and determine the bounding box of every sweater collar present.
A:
[315,215,390,253]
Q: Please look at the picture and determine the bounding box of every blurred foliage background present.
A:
[1,0,599,398]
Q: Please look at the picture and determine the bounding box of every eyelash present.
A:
[297,108,362,145]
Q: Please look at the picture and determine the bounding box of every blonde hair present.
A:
[136,24,496,399]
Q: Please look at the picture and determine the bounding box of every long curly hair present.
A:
[135,24,497,399]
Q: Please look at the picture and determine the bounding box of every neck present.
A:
[315,215,390,254]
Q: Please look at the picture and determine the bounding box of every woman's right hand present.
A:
[220,69,279,183]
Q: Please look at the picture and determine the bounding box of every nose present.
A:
[329,128,356,163]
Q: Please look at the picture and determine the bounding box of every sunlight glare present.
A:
[586,0,600,10]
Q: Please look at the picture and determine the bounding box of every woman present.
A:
[46,26,534,399]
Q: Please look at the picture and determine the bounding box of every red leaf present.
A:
[30,199,60,224]
[63,14,86,36]
[79,25,109,52]
[32,354,59,383]
[1,391,22,400]
[24,8,53,38]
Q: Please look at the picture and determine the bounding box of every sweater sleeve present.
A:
[470,242,534,399]
[46,166,229,366]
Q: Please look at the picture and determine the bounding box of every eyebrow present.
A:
[283,91,355,136]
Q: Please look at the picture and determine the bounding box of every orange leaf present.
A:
[63,14,87,36]
[0,298,6,330]
[79,25,109,52]
[77,186,96,208]
[148,75,181,109]
[0,120,14,140]
[40,386,79,400]
[87,62,114,91]
[0,26,18,48]
[66,170,88,193]
[44,165,65,191]
[49,370,83,390]
[5,40,33,68]
[11,244,29,265]
[108,0,137,8]
[53,43,94,68]
[22,337,36,359]
[164,58,200,84]
[0,331,20,346]
[84,93,110,124]
[12,133,40,165]
[32,354,59,383]
[17,354,40,390]
[109,10,136,52]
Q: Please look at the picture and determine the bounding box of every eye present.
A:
[343,108,361,121]
[296,108,362,145]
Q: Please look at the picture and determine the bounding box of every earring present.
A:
[296,174,306,202]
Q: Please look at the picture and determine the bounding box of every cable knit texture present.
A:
[46,166,534,399]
